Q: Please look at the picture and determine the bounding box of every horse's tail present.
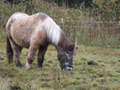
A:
[6,36,13,63]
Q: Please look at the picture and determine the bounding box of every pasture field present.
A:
[0,42,120,90]
[0,0,120,90]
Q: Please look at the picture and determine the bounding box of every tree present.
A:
[45,0,98,8]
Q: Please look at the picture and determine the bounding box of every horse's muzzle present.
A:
[62,66,73,72]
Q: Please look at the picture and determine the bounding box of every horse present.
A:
[6,12,75,71]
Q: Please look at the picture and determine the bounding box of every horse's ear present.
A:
[68,44,75,52]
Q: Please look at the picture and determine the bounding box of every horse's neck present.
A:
[57,32,71,50]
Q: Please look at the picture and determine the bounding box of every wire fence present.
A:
[0,18,120,48]
[58,20,120,48]
[0,0,120,48]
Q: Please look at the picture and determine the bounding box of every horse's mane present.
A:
[43,14,62,45]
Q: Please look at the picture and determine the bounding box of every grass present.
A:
[0,42,120,90]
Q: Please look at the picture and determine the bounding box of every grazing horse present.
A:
[6,12,75,71]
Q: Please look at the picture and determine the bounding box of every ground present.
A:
[0,42,120,90]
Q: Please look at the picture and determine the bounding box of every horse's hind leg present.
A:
[37,45,48,68]
[6,37,13,64]
[9,39,22,67]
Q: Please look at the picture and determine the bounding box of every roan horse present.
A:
[6,12,75,71]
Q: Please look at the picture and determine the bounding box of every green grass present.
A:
[0,42,120,90]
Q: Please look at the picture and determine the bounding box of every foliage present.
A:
[45,0,98,8]
[45,0,120,22]
[2,0,29,4]
[92,0,120,21]
[0,0,120,47]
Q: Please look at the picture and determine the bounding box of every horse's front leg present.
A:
[25,42,39,70]
[37,45,48,68]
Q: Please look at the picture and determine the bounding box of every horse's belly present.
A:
[13,35,30,48]
[13,34,30,48]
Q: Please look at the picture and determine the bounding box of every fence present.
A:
[0,18,120,48]
[58,20,120,48]
[0,0,120,48]
[0,19,120,48]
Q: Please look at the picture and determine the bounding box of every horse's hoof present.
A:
[25,66,30,70]
[25,62,31,70]
[37,65,42,68]
[16,65,22,68]
[24,67,30,70]
[16,63,22,68]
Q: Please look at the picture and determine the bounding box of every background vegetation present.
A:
[0,0,120,47]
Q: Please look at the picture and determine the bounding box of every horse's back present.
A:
[6,12,49,48]
[6,12,28,27]
[6,12,34,48]
[32,13,48,22]
[6,12,29,33]
[6,12,62,48]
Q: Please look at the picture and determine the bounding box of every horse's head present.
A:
[57,44,75,72]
